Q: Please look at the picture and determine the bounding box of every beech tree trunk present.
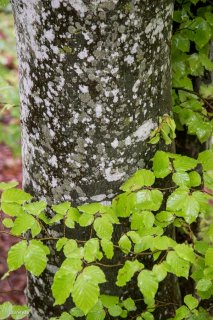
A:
[11,0,180,319]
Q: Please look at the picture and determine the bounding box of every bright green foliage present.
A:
[166,251,190,278]
[0,302,29,320]
[184,294,198,310]
[0,181,18,190]
[72,266,106,314]
[0,149,212,318]
[120,169,155,192]
[116,260,144,286]
[137,270,159,306]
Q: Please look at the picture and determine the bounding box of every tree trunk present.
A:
[11,0,180,318]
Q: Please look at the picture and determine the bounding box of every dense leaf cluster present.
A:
[0,150,212,320]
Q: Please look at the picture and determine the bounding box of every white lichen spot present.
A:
[124,55,134,65]
[111,138,119,149]
[51,177,58,188]
[104,167,125,182]
[78,48,88,59]
[132,79,140,93]
[51,0,61,9]
[133,119,156,142]
[48,155,58,168]
[90,194,106,201]
[125,136,132,146]
[79,85,89,93]
[68,0,88,17]
[95,104,102,118]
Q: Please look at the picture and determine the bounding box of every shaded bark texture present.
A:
[11,0,180,319]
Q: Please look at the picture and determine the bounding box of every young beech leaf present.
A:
[7,240,27,271]
[52,258,82,305]
[2,218,14,228]
[94,216,113,240]
[56,238,68,251]
[0,181,18,190]
[118,234,132,254]
[196,279,212,291]
[122,298,136,311]
[108,305,122,317]
[184,294,198,310]
[100,295,119,308]
[205,248,213,266]
[78,213,94,227]
[23,201,46,216]
[188,171,201,187]
[72,266,106,315]
[136,189,163,211]
[137,270,158,306]
[11,213,36,236]
[52,202,71,215]
[84,238,101,263]
[112,192,136,218]
[173,156,198,171]
[11,305,30,320]
[198,150,213,171]
[116,260,144,287]
[100,239,114,259]
[155,211,174,228]
[166,251,190,278]
[24,241,49,276]
[78,203,104,215]
[152,151,172,178]
[152,263,167,282]
[0,203,24,217]
[174,244,195,263]
[86,301,105,320]
[172,172,190,187]
[174,305,190,320]
[1,188,32,204]
[0,301,13,320]
[120,169,155,192]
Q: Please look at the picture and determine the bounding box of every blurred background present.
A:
[0,4,26,310]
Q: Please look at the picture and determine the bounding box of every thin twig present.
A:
[173,87,213,110]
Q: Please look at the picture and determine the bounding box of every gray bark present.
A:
[11,0,179,319]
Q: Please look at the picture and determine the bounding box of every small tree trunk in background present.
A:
[11,0,180,318]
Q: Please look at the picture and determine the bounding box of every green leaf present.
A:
[23,201,46,216]
[70,307,84,317]
[11,305,30,320]
[72,266,106,315]
[100,239,114,259]
[152,151,172,178]
[131,211,155,230]
[2,218,14,228]
[174,305,190,320]
[79,213,94,227]
[205,248,213,266]
[155,211,174,227]
[7,240,27,271]
[65,208,80,228]
[172,172,190,186]
[120,169,155,192]
[118,235,132,254]
[56,238,68,251]
[152,263,167,282]
[188,171,201,187]
[136,189,163,211]
[108,305,122,317]
[122,298,136,311]
[172,33,190,52]
[198,150,213,171]
[86,301,105,320]
[0,302,13,320]
[112,192,135,218]
[52,259,82,305]
[137,270,158,306]
[184,294,198,310]
[1,189,32,204]
[63,240,82,259]
[192,17,212,48]
[100,295,119,308]
[0,181,18,190]
[0,203,24,217]
[141,311,154,320]
[11,213,36,235]
[94,216,113,240]
[24,241,48,276]
[173,156,198,171]
[52,202,71,215]
[116,260,143,286]
[57,312,74,320]
[84,238,101,262]
[196,278,212,291]
[166,188,200,223]
[174,244,195,263]
[78,203,104,215]
[152,236,175,251]
[166,251,190,278]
